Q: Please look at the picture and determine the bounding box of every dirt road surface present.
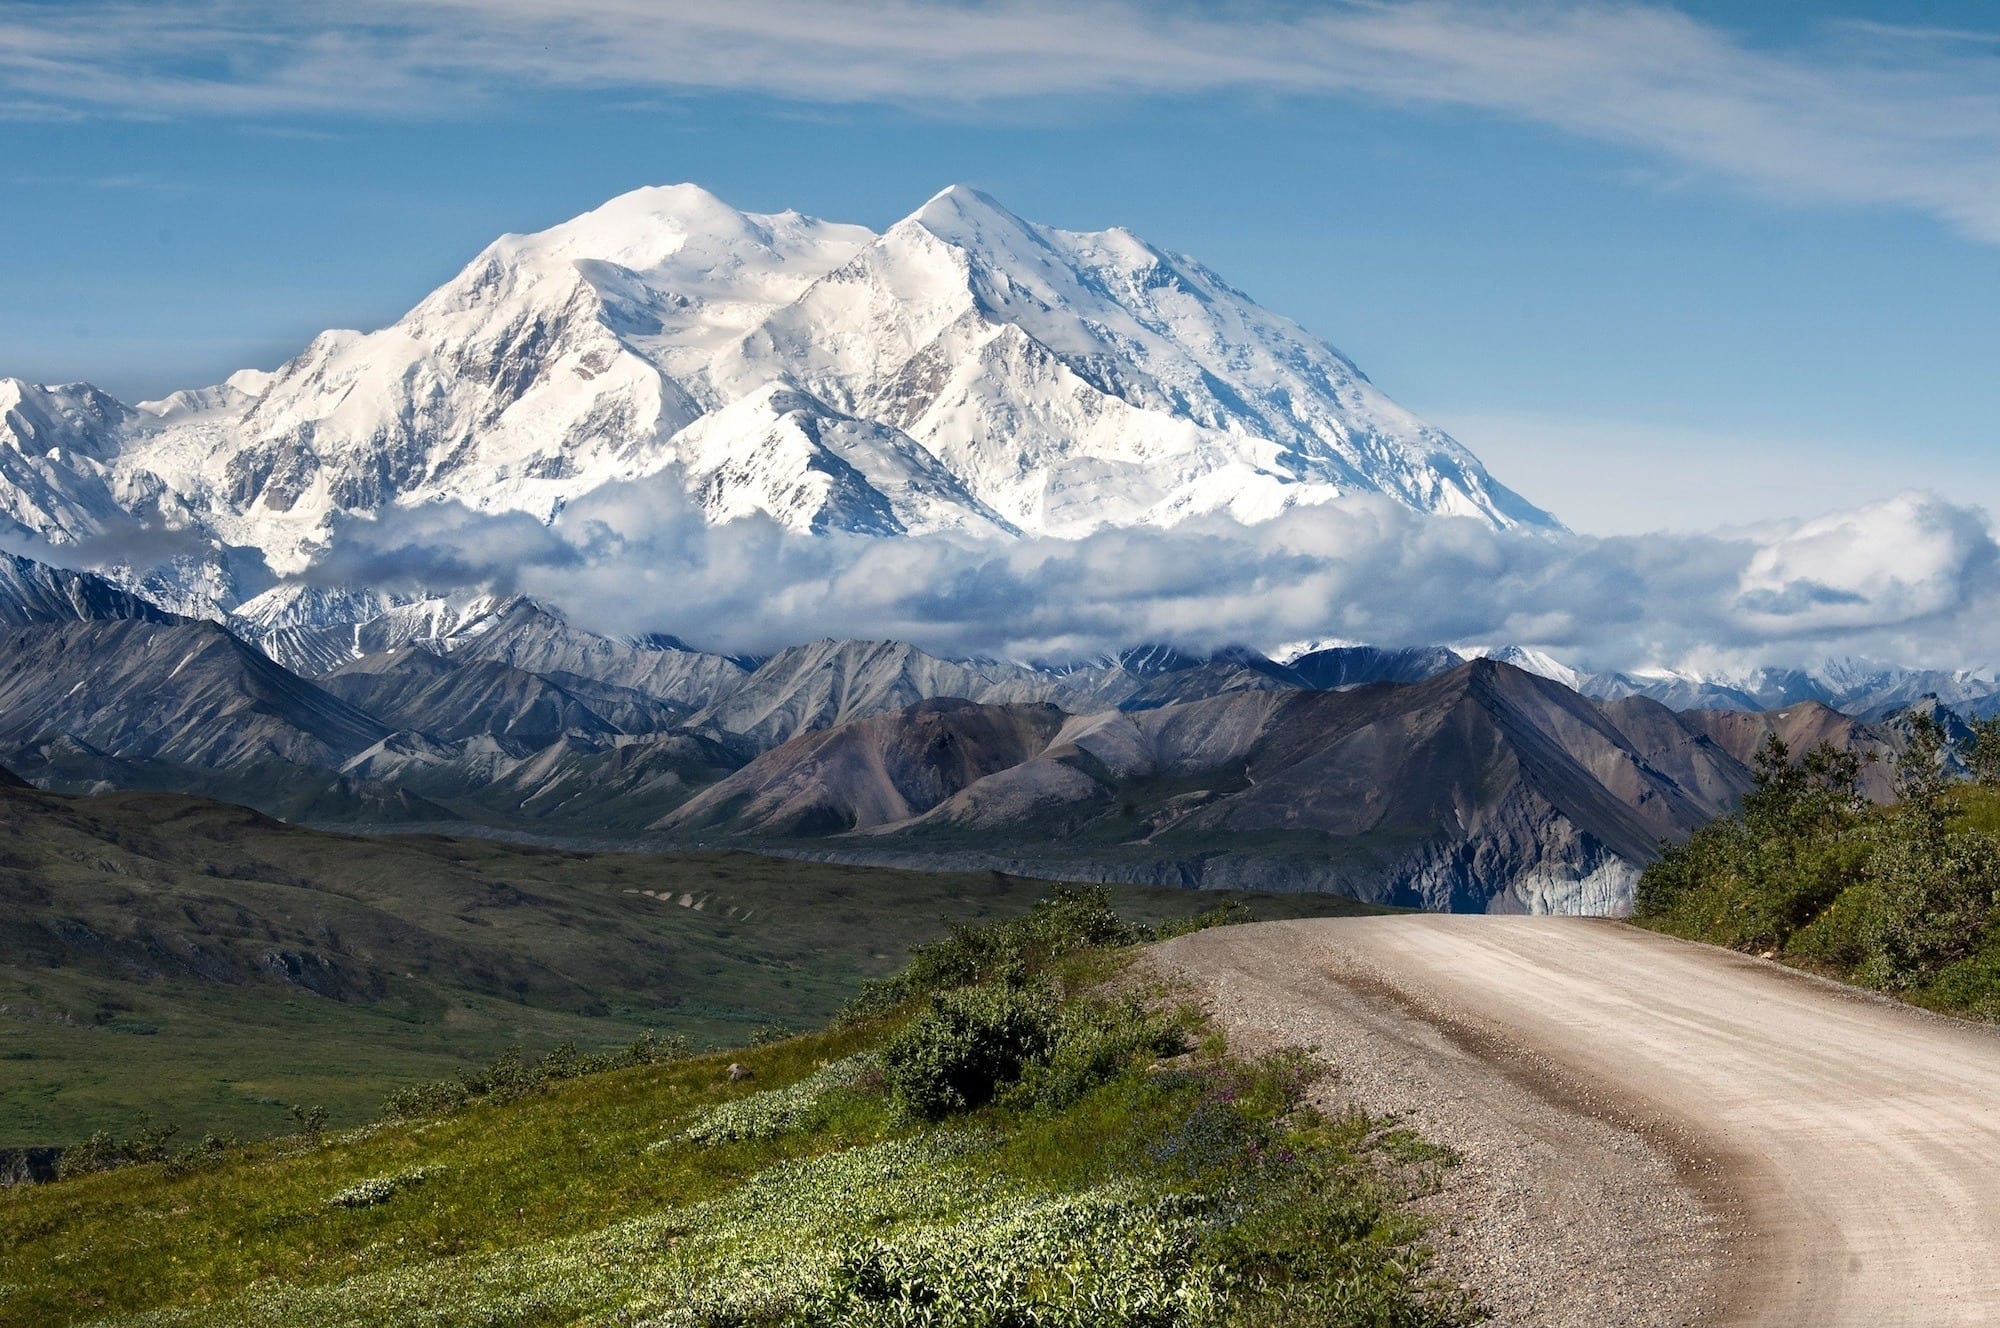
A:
[1151,916,2000,1327]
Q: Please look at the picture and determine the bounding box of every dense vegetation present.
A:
[0,782,1381,1145]
[1636,715,2000,1015]
[0,888,1475,1328]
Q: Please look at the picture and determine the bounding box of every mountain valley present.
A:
[0,771,1376,1145]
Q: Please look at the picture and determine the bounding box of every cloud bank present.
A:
[4,2,2000,242]
[295,479,2000,673]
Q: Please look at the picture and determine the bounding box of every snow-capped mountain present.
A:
[0,183,1555,616]
[1450,645,2000,719]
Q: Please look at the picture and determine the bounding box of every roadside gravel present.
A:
[1150,919,1724,1327]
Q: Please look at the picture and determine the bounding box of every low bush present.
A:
[1154,896,1255,941]
[883,981,1062,1120]
[675,1053,883,1147]
[55,1117,181,1179]
[162,1133,241,1179]
[1012,994,1190,1113]
[839,884,1253,1027]
[382,1030,689,1120]
[326,1167,440,1209]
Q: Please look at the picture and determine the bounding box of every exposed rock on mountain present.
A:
[659,660,1776,913]
[665,698,1070,837]
[442,600,748,709]
[686,639,1033,747]
[319,646,623,747]
[1677,700,1900,801]
[341,728,746,830]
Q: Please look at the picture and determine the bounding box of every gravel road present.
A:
[1150,915,2000,1327]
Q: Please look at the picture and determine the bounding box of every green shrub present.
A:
[1011,996,1190,1114]
[882,982,1061,1120]
[1155,896,1255,941]
[162,1133,240,1179]
[1964,714,2000,786]
[841,885,1142,1026]
[838,885,1255,1028]
[382,1031,689,1120]
[1637,734,1870,950]
[1783,882,1878,968]
[1640,714,2000,1012]
[55,1117,180,1179]
[1857,826,2000,989]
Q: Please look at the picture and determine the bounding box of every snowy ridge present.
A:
[0,550,181,627]
[0,182,1555,618]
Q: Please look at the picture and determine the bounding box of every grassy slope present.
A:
[0,785,1383,1146]
[0,924,1473,1328]
[1634,783,2000,1020]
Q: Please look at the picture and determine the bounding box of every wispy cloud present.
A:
[4,2,1999,240]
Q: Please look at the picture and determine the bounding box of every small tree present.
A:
[1741,734,1864,841]
[1635,734,1865,946]
[1860,709,1998,989]
[1963,714,2000,786]
[1896,711,1953,845]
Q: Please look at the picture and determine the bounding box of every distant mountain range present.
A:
[0,183,1554,619]
[1,548,1942,914]
[0,184,1982,913]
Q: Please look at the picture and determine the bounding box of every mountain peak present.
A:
[906,184,1038,248]
[0,182,1560,617]
[917,182,1011,213]
[494,182,764,271]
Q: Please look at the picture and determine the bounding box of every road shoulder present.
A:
[1148,920,1728,1328]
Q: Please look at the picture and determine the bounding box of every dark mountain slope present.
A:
[0,619,388,770]
[0,551,179,626]
[665,661,1760,912]
[1287,645,1463,689]
[664,698,1070,836]
[321,646,620,747]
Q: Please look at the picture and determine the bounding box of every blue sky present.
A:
[2,0,1996,535]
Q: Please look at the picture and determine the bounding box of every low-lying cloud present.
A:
[286,476,2000,673]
